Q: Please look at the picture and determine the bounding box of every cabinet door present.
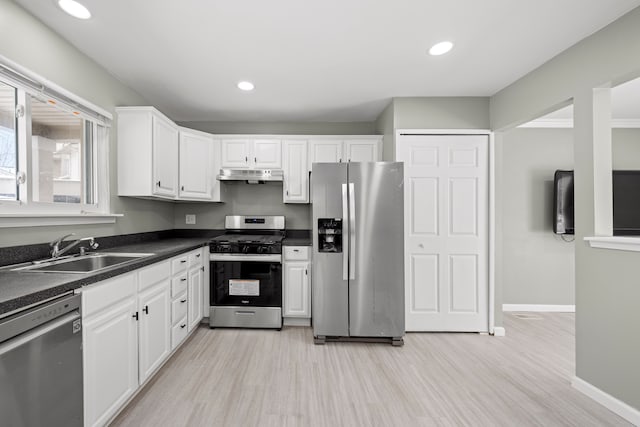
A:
[83,299,138,427]
[179,130,213,200]
[211,139,222,202]
[283,261,310,318]
[152,114,179,197]
[308,140,343,170]
[188,266,203,331]
[253,139,282,168]
[283,139,309,203]
[344,139,380,162]
[138,282,171,384]
[221,139,251,168]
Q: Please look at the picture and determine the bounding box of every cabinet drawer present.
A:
[82,272,137,317]
[172,255,189,274]
[171,316,189,349]
[189,250,204,268]
[138,260,171,291]
[171,292,188,325]
[172,273,188,297]
[284,246,310,261]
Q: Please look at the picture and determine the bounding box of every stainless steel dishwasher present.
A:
[0,292,83,427]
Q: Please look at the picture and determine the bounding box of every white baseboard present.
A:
[502,304,575,312]
[572,376,640,425]
[283,317,311,327]
[492,327,506,337]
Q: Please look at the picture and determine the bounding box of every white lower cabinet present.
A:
[82,248,206,427]
[83,279,138,427]
[283,246,311,319]
[137,281,171,383]
[170,248,205,349]
[188,263,204,330]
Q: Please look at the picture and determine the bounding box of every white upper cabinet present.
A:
[221,139,251,168]
[117,107,179,200]
[179,128,221,201]
[308,137,381,170]
[117,107,222,202]
[309,139,343,167]
[152,114,179,197]
[283,139,309,203]
[253,139,282,168]
[344,139,382,162]
[221,139,282,169]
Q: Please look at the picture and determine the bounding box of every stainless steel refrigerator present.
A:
[311,162,404,345]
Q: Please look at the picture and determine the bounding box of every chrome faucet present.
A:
[50,233,99,258]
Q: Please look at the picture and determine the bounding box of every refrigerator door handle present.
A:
[342,183,349,281]
[349,182,356,280]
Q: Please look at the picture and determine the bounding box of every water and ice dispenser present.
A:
[317,218,343,252]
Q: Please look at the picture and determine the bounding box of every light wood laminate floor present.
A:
[111,313,631,426]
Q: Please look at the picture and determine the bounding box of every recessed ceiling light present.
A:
[237,81,255,91]
[429,41,454,56]
[57,0,92,19]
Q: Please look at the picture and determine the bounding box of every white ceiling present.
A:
[13,0,640,123]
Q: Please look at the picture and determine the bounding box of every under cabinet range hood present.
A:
[216,169,284,184]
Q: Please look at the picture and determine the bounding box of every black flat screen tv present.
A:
[553,170,574,234]
[553,170,640,235]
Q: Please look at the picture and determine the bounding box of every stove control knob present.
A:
[241,245,250,254]
[257,246,267,254]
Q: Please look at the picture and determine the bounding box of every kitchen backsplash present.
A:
[173,181,311,230]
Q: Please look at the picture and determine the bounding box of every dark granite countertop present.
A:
[283,230,311,246]
[283,237,312,246]
[0,237,210,319]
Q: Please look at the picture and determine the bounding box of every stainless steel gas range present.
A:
[209,215,285,329]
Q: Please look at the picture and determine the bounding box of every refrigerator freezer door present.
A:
[348,162,405,337]
[312,163,349,337]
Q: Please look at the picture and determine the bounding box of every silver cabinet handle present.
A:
[196,253,201,258]
[180,299,187,303]
[180,260,187,264]
[342,183,348,281]
[180,278,186,282]
[349,182,356,280]
[181,324,186,329]
[293,249,299,252]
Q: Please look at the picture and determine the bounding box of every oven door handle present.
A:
[209,254,282,262]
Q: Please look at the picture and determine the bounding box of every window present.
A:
[0,60,113,226]
[0,81,17,201]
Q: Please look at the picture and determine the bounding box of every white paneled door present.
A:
[397,134,489,332]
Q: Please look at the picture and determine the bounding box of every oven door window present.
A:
[211,261,282,307]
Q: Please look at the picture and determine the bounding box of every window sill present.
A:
[0,213,123,228]
[584,236,640,252]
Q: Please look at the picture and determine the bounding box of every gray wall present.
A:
[174,182,310,230]
[499,127,640,307]
[374,101,394,161]
[0,0,175,248]
[613,128,640,169]
[491,6,640,412]
[499,128,575,305]
[393,97,490,130]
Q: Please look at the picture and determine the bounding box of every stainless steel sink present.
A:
[11,253,154,273]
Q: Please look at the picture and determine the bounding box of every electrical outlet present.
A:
[185,214,196,225]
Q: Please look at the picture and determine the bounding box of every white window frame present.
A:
[0,56,119,228]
